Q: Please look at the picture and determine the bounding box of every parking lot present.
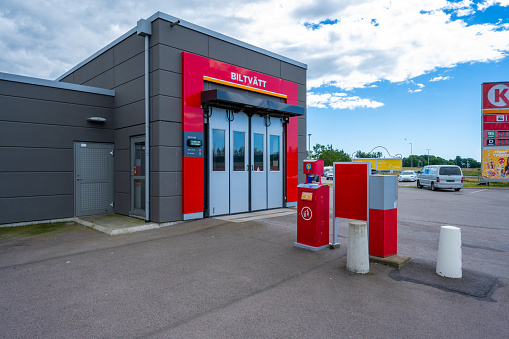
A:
[0,187,507,338]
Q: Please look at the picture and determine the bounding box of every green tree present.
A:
[311,144,351,166]
[464,158,481,168]
[402,154,479,168]
[354,150,382,158]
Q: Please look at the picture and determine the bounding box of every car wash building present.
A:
[0,12,307,225]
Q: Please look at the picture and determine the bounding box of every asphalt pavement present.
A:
[0,187,508,338]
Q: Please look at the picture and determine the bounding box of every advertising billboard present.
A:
[353,158,376,168]
[482,82,509,182]
[376,158,403,171]
[353,158,402,171]
[481,148,509,181]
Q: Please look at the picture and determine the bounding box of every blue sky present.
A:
[1,0,508,161]
[309,57,509,161]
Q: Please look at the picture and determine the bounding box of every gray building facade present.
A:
[0,12,307,226]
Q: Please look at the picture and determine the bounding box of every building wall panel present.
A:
[281,61,307,85]
[114,52,145,87]
[0,148,73,172]
[152,19,209,57]
[83,69,115,89]
[0,95,113,129]
[1,173,73,198]
[0,195,74,225]
[208,37,281,77]
[113,34,145,66]
[0,79,113,225]
[151,95,182,123]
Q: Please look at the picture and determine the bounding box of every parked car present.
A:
[398,170,417,182]
[416,165,463,191]
[325,170,334,180]
[323,167,333,176]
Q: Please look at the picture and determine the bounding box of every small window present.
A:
[233,131,245,171]
[133,141,145,176]
[253,133,264,171]
[439,167,462,175]
[212,129,225,171]
[270,135,280,171]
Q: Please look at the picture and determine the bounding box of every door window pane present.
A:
[134,179,145,210]
[233,131,245,171]
[270,135,280,171]
[212,129,225,171]
[254,133,264,171]
[134,142,145,176]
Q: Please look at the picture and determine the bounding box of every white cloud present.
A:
[478,0,509,11]
[408,89,423,93]
[0,0,508,90]
[430,76,452,82]
[231,0,509,91]
[308,92,384,110]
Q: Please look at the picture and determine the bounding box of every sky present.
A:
[1,0,509,161]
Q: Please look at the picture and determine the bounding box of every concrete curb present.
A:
[73,218,183,236]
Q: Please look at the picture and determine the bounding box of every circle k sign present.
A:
[483,83,509,109]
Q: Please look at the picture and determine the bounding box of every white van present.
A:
[417,165,463,191]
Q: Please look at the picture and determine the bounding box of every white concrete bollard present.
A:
[347,221,369,274]
[436,226,462,278]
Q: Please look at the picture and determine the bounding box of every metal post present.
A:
[426,149,431,166]
[331,165,339,248]
[409,142,413,170]
[137,19,152,222]
[144,35,150,222]
[308,133,311,157]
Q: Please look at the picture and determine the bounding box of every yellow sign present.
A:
[482,148,509,179]
[377,158,402,171]
[353,158,402,171]
[353,158,376,168]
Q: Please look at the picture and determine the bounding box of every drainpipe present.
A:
[137,19,152,222]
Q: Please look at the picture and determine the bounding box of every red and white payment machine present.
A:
[294,160,330,251]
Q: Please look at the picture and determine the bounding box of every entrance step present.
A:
[213,208,296,223]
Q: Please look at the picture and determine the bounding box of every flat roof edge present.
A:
[481,81,509,85]
[56,11,307,80]
[1,72,115,96]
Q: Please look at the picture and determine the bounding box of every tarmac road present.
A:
[0,187,508,338]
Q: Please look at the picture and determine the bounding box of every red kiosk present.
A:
[294,160,330,251]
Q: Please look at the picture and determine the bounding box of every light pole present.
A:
[426,149,431,166]
[308,133,311,157]
[409,142,413,170]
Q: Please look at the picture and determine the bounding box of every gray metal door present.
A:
[209,109,230,216]
[208,110,284,216]
[250,115,267,211]
[75,142,114,217]
[229,112,249,214]
[267,117,283,209]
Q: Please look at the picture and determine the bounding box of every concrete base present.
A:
[293,242,330,251]
[74,214,183,235]
[370,254,411,269]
